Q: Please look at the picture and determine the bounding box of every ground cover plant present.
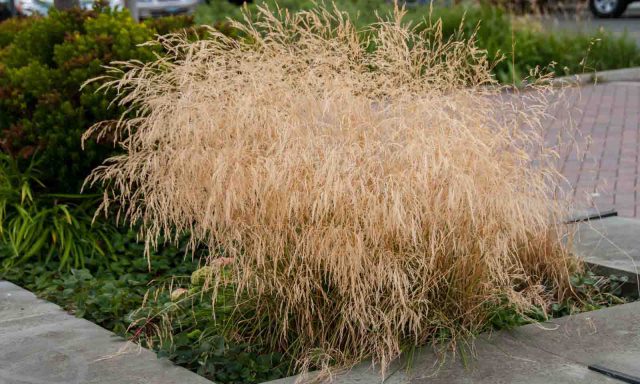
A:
[4,253,632,383]
[86,3,583,377]
[195,0,640,83]
[1,237,290,383]
[3,249,634,382]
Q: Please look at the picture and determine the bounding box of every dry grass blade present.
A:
[84,2,577,380]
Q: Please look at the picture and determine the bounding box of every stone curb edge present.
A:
[552,66,640,87]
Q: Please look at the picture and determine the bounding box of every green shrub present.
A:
[433,6,640,81]
[0,9,145,270]
[0,8,195,270]
[0,8,193,194]
[0,17,33,49]
[144,14,195,35]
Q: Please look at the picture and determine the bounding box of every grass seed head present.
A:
[86,3,577,379]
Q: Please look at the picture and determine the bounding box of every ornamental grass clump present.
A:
[85,3,577,378]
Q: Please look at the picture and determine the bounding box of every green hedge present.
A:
[0,9,192,194]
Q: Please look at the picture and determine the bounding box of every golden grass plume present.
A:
[85,3,577,378]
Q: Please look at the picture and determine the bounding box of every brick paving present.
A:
[548,82,640,217]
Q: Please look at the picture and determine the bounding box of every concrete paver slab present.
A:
[264,292,640,384]
[266,354,406,384]
[393,335,619,384]
[384,301,640,384]
[508,301,640,377]
[0,280,212,384]
[547,83,640,218]
[573,216,640,279]
[0,281,60,322]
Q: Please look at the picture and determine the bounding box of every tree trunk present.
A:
[54,0,79,10]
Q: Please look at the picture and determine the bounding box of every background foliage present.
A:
[0,7,194,273]
[0,8,192,194]
[196,0,640,83]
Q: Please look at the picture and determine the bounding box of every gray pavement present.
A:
[0,280,212,384]
[270,300,640,384]
[406,298,640,383]
[574,216,640,280]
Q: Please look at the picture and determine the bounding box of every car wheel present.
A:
[589,0,628,18]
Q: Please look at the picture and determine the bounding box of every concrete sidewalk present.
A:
[270,300,640,384]
[0,280,212,384]
[396,300,640,384]
[574,216,640,280]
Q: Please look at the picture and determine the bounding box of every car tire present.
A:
[589,0,628,18]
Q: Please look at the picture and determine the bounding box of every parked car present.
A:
[134,0,199,18]
[589,0,632,18]
[0,0,15,20]
[7,0,198,17]
[13,0,119,15]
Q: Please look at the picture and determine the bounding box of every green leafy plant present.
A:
[128,272,289,384]
[0,8,194,194]
[0,154,116,270]
[1,233,197,331]
[0,17,32,49]
[553,271,630,315]
[143,14,195,35]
